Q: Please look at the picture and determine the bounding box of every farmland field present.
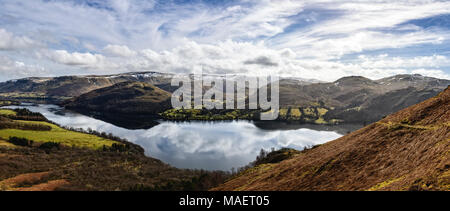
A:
[0,120,118,149]
[0,109,16,116]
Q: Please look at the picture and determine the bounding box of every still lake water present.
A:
[6,104,353,171]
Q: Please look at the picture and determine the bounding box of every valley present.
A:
[1,104,344,171]
[2,0,450,196]
[0,71,449,191]
[0,107,229,191]
[1,72,447,129]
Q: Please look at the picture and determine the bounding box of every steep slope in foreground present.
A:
[213,86,450,191]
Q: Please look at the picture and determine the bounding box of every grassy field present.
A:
[0,101,19,107]
[0,92,47,98]
[0,139,16,148]
[0,120,119,150]
[0,109,16,116]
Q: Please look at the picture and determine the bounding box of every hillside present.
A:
[0,72,173,103]
[212,86,450,191]
[64,81,172,129]
[159,74,448,124]
[276,74,449,124]
[0,108,228,191]
[2,72,448,126]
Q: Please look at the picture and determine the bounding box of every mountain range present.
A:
[0,72,448,128]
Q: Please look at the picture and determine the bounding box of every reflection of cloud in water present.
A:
[7,105,342,171]
[137,122,341,170]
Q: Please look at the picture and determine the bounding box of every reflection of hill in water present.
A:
[253,121,364,135]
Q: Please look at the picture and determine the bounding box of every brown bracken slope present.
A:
[213,86,450,191]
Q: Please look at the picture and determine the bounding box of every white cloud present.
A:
[103,44,137,57]
[82,41,450,81]
[46,50,106,66]
[0,0,306,51]
[411,69,450,79]
[0,0,449,81]
[83,42,97,51]
[125,40,288,75]
[0,55,48,81]
[225,0,304,39]
[358,54,450,69]
[272,1,450,59]
[290,31,445,59]
[0,28,37,50]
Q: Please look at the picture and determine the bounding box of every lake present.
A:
[5,104,360,171]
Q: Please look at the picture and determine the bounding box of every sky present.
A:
[0,0,450,82]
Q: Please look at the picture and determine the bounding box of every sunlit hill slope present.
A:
[213,86,450,191]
